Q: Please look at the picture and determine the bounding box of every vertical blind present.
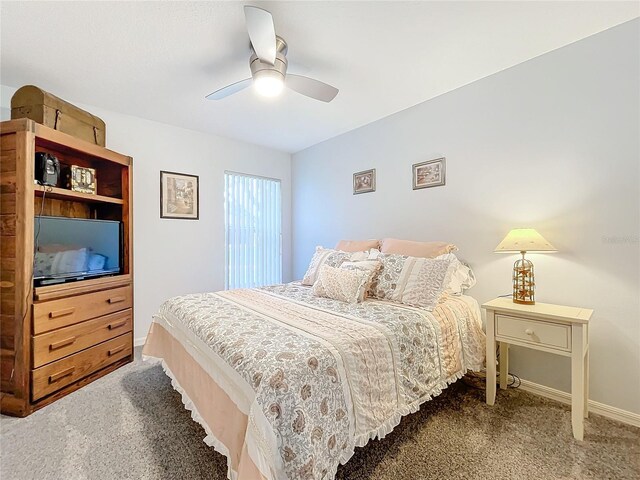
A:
[224,171,282,290]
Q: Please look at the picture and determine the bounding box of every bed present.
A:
[143,281,485,480]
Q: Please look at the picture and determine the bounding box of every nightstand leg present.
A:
[499,342,509,390]
[584,345,589,418]
[486,310,496,405]
[571,325,585,440]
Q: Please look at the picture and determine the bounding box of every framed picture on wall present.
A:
[160,170,199,219]
[413,157,446,190]
[353,169,376,195]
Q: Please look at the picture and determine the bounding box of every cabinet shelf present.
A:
[34,186,124,205]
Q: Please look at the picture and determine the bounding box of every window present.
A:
[224,172,282,289]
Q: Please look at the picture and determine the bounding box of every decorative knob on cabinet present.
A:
[525,328,534,335]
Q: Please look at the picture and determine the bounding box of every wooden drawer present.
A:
[496,314,571,351]
[32,309,132,368]
[33,285,132,334]
[31,332,132,401]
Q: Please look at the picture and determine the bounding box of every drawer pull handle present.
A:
[108,345,126,356]
[108,320,128,330]
[525,329,534,335]
[49,307,75,318]
[49,367,75,383]
[108,296,126,304]
[49,336,76,350]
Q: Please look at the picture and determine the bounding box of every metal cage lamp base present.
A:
[513,251,535,305]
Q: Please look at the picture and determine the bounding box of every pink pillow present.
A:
[380,238,457,258]
[335,239,380,252]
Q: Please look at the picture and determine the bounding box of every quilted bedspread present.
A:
[148,283,485,480]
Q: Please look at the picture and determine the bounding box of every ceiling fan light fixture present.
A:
[253,70,284,97]
[205,6,338,102]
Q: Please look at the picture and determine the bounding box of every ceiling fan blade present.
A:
[205,78,252,100]
[286,74,339,102]
[244,6,277,65]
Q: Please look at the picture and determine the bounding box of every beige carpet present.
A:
[1,349,638,480]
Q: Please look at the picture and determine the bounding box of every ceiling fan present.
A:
[206,6,339,103]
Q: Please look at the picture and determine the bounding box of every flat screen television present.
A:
[33,216,122,286]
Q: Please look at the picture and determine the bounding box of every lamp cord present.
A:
[462,345,521,390]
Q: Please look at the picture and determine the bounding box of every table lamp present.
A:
[494,228,556,305]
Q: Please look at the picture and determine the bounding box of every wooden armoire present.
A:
[0,118,134,416]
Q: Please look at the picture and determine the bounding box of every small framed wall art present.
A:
[353,168,376,195]
[413,157,446,190]
[160,170,199,219]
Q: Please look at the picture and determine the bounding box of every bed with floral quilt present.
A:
[143,273,485,480]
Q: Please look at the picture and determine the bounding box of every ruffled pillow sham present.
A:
[369,253,456,310]
[437,253,476,295]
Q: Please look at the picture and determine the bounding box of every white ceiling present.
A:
[1,1,638,153]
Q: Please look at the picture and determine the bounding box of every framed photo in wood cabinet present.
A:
[160,171,199,219]
[413,157,446,190]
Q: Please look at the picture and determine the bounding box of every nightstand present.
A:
[482,298,593,440]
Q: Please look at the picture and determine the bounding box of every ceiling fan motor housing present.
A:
[206,8,338,103]
[250,36,288,81]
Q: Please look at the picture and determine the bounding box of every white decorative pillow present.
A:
[371,253,455,310]
[339,260,382,302]
[50,248,89,275]
[349,250,372,262]
[302,247,362,286]
[312,264,376,304]
[437,253,476,295]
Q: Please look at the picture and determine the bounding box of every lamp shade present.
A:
[494,228,557,253]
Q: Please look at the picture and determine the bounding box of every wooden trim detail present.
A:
[35,186,124,205]
[33,123,130,166]
[34,275,132,302]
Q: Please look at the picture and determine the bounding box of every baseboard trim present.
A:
[134,336,147,347]
[519,379,640,428]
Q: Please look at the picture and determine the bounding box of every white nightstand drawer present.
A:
[496,314,571,351]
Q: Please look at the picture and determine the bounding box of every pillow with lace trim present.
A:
[312,264,377,304]
[340,260,382,302]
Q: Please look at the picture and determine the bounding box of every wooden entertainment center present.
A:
[1,118,133,416]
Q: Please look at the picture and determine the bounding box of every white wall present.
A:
[1,85,292,343]
[292,20,640,414]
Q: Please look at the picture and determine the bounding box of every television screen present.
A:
[33,216,122,285]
